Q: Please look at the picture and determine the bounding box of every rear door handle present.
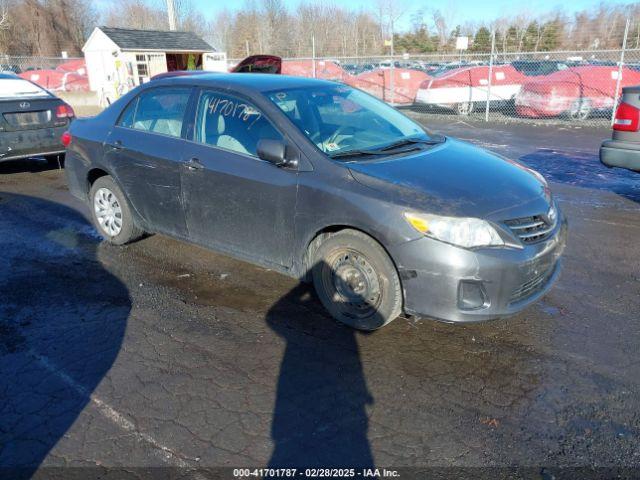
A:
[108,140,123,150]
[184,157,204,171]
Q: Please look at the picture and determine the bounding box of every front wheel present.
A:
[89,176,144,245]
[311,229,402,330]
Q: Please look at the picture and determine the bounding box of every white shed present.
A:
[82,26,226,103]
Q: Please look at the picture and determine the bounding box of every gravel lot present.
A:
[0,119,639,479]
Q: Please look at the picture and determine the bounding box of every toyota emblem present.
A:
[19,102,30,109]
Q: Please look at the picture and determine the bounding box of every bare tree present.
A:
[0,0,8,31]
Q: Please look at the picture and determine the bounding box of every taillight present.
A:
[61,131,72,147]
[56,104,75,119]
[613,102,640,131]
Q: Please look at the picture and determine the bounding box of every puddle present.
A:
[520,149,640,203]
[161,271,276,312]
[0,320,26,355]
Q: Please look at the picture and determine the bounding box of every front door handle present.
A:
[184,157,203,171]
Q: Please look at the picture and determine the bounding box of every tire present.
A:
[311,229,402,330]
[455,101,474,115]
[89,176,144,245]
[568,98,592,121]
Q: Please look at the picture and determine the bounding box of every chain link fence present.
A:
[5,29,640,128]
[229,46,640,128]
[0,54,88,92]
[226,17,640,128]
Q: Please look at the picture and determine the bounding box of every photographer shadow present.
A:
[0,192,129,479]
[267,262,378,469]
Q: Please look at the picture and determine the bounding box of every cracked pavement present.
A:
[0,121,639,478]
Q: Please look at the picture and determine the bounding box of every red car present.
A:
[415,64,530,115]
[348,68,430,105]
[281,59,350,82]
[19,59,90,93]
[516,66,640,120]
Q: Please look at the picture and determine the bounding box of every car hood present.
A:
[348,138,551,220]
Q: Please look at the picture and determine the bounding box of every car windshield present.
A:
[266,84,434,158]
[0,78,50,99]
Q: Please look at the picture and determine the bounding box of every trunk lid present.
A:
[0,97,65,132]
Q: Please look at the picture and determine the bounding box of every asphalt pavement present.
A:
[0,120,639,479]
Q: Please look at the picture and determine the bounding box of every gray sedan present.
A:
[64,73,567,330]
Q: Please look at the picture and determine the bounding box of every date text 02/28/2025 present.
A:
[233,468,400,478]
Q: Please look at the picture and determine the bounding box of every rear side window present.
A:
[194,91,282,157]
[118,98,138,128]
[118,88,191,138]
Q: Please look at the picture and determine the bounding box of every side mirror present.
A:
[257,139,293,167]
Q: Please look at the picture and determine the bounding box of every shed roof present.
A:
[99,26,214,52]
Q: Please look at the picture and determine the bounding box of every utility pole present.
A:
[611,18,630,125]
[312,34,316,78]
[389,15,395,105]
[485,29,496,122]
[166,0,177,31]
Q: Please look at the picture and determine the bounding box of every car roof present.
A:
[0,72,19,79]
[149,72,339,93]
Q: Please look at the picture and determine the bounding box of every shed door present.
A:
[135,53,167,84]
[147,53,167,78]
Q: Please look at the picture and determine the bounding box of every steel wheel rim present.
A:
[94,187,123,237]
[322,248,382,320]
[457,102,473,115]
[570,99,590,120]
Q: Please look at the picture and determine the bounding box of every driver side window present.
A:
[195,91,283,157]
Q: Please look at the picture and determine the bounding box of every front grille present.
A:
[504,214,555,244]
[509,264,555,304]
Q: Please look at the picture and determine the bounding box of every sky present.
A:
[190,0,638,31]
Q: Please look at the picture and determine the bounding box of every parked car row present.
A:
[258,58,636,121]
[14,54,638,121]
[414,63,640,119]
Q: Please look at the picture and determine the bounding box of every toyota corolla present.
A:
[64,74,567,330]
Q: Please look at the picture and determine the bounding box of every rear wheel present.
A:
[568,98,592,120]
[89,176,144,245]
[455,101,475,115]
[311,229,402,330]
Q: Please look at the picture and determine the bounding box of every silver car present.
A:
[601,85,640,172]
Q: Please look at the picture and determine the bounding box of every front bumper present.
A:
[390,216,568,323]
[0,125,67,163]
[600,139,640,172]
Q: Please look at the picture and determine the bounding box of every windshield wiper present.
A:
[329,149,390,159]
[329,135,445,160]
[378,135,445,151]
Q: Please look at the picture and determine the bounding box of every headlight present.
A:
[404,212,504,249]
